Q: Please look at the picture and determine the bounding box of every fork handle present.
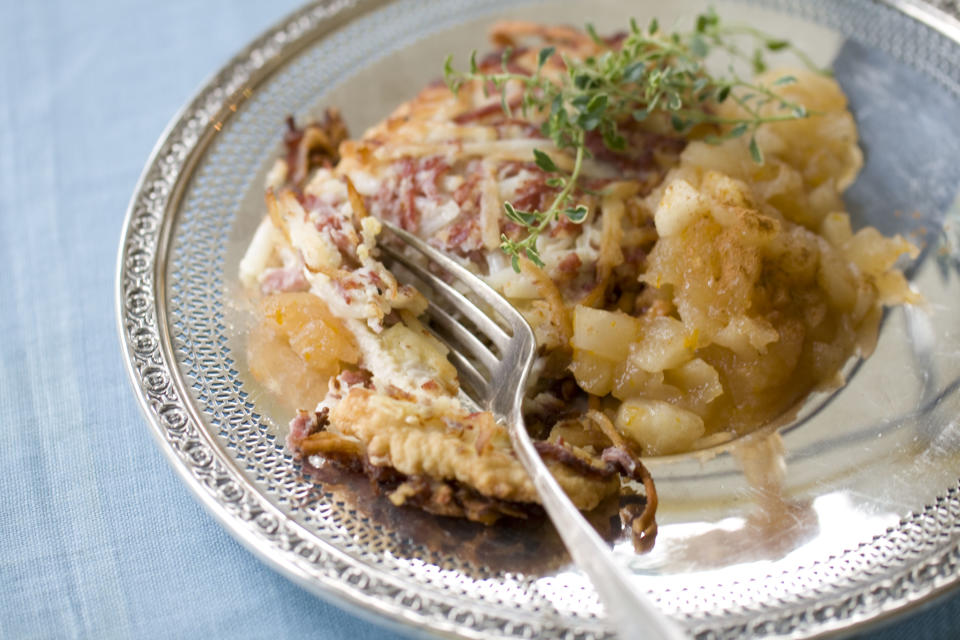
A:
[505,408,687,640]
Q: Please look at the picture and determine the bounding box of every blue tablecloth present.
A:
[0,1,957,638]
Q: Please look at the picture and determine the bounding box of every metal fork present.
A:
[378,220,686,640]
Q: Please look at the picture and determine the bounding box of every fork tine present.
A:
[379,222,502,305]
[379,222,526,333]
[422,301,499,376]
[378,240,511,351]
[444,348,488,401]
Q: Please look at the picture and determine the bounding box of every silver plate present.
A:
[117,1,960,638]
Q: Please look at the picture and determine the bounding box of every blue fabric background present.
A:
[0,1,956,638]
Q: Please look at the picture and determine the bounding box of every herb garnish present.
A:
[444,9,822,271]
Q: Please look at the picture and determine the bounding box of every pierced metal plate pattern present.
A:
[118,1,960,638]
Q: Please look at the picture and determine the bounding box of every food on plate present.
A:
[239,13,918,549]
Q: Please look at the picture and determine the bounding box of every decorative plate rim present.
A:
[116,1,960,638]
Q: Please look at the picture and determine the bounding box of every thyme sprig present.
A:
[444,9,822,271]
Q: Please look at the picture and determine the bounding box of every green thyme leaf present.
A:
[601,125,626,151]
[443,54,457,93]
[525,246,546,267]
[533,149,560,173]
[624,61,647,83]
[690,34,709,58]
[752,48,767,73]
[537,46,556,70]
[500,47,512,72]
[749,135,764,164]
[504,202,540,227]
[564,205,589,223]
[585,23,604,46]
